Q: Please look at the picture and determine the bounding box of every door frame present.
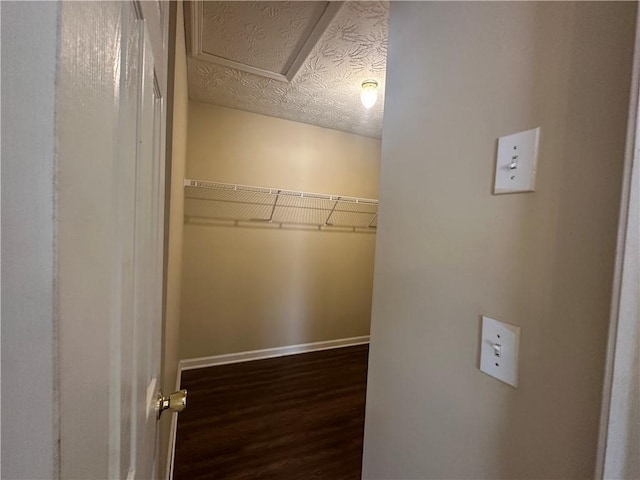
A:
[595,5,640,479]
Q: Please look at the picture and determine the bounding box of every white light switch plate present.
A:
[480,316,521,387]
[494,127,540,194]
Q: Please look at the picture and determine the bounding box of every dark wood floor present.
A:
[174,345,369,480]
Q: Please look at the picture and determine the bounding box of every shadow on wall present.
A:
[497,3,634,477]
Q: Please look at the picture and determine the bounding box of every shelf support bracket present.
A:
[268,190,281,222]
[324,198,341,225]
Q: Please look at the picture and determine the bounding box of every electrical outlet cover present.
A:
[480,316,521,387]
[494,127,540,194]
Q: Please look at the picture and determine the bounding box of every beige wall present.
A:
[186,102,380,198]
[180,103,381,358]
[161,0,188,476]
[363,2,635,479]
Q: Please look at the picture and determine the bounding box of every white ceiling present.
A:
[186,1,388,138]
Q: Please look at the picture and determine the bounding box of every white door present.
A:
[55,1,170,478]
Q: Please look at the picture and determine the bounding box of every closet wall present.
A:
[179,102,381,359]
[362,2,635,478]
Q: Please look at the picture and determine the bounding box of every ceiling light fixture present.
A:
[360,80,378,109]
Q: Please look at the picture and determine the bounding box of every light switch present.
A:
[480,316,521,387]
[494,127,540,194]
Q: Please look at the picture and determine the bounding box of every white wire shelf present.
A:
[183,179,378,231]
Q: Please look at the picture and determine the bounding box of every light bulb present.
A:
[360,80,378,109]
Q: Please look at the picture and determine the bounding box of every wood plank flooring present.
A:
[174,344,369,480]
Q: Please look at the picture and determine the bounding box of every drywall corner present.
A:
[161,1,189,478]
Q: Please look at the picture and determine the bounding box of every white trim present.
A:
[179,336,370,371]
[595,7,640,479]
[283,2,343,82]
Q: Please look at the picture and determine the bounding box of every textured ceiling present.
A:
[187,1,388,138]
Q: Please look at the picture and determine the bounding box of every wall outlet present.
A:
[480,316,521,387]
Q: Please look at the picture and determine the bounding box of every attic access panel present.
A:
[191,1,341,82]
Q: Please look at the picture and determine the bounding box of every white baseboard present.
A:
[179,335,370,371]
